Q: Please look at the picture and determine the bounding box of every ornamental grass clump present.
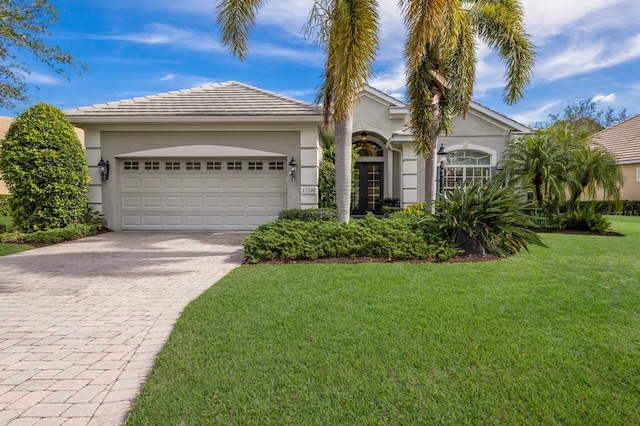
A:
[433,182,546,257]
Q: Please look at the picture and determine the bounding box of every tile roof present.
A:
[591,114,640,163]
[65,81,323,121]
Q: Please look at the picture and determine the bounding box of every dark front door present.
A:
[351,162,384,215]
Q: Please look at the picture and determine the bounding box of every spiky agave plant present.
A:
[433,181,547,257]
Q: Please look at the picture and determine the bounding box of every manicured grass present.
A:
[127,216,640,425]
[0,215,31,256]
[0,243,31,256]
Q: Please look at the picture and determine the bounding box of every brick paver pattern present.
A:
[0,231,246,426]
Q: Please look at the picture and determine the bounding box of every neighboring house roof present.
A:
[591,114,640,164]
[65,81,324,124]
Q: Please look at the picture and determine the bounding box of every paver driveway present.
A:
[0,231,247,426]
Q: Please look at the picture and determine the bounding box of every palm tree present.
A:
[405,0,535,212]
[217,0,378,223]
[216,0,534,219]
[497,132,569,207]
[567,145,623,209]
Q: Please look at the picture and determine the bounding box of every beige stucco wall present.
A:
[621,163,640,200]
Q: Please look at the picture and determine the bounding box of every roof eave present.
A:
[66,114,325,126]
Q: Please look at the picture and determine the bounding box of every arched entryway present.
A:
[351,131,385,215]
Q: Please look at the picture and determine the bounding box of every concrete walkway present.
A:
[0,231,247,426]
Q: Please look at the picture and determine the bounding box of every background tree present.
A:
[406,0,535,212]
[0,0,84,109]
[539,99,629,136]
[0,103,89,231]
[497,132,569,207]
[566,145,623,210]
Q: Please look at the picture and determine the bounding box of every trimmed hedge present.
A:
[243,214,460,263]
[0,224,98,244]
[278,209,338,222]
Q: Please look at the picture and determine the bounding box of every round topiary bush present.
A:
[0,103,89,231]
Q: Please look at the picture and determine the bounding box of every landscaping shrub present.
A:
[433,182,546,257]
[243,214,459,263]
[0,224,97,244]
[0,103,90,232]
[278,208,337,222]
[0,194,9,215]
[562,205,612,232]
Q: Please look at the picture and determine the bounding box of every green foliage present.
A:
[538,98,629,134]
[0,194,9,215]
[278,209,337,222]
[406,202,427,215]
[562,205,612,233]
[497,131,570,207]
[434,182,546,257]
[84,206,108,229]
[318,145,336,208]
[0,103,90,232]
[243,215,459,263]
[0,223,97,244]
[0,1,85,109]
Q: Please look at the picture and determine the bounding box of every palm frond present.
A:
[216,0,267,60]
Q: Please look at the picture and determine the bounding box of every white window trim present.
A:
[636,167,640,182]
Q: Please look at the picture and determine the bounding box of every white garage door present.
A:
[119,158,287,230]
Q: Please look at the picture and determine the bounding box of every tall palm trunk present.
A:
[425,85,443,213]
[335,114,353,223]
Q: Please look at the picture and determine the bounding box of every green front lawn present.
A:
[0,215,31,256]
[127,216,640,425]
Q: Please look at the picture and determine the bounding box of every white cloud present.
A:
[592,94,616,104]
[95,24,224,52]
[509,100,565,127]
[536,33,640,82]
[370,65,405,96]
[520,0,631,41]
[26,72,61,85]
[159,73,176,82]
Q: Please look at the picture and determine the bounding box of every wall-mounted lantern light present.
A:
[289,156,297,182]
[360,131,368,142]
[437,144,448,196]
[97,157,110,182]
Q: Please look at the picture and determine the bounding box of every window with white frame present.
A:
[165,161,181,171]
[443,150,492,190]
[144,161,159,170]
[206,161,222,171]
[124,161,139,170]
[637,167,640,182]
[186,161,201,171]
[269,161,284,170]
[227,161,243,171]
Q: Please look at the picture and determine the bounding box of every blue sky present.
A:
[5,0,640,126]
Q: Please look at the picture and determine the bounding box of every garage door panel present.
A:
[120,158,288,230]
[143,196,162,208]
[123,215,142,226]
[226,196,246,208]
[205,196,224,208]
[164,196,182,208]
[164,215,182,226]
[144,215,162,226]
[185,178,204,189]
[123,196,142,208]
[164,178,182,189]
[185,196,203,208]
[123,177,142,189]
[185,215,204,226]
[142,178,162,189]
[267,196,286,208]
